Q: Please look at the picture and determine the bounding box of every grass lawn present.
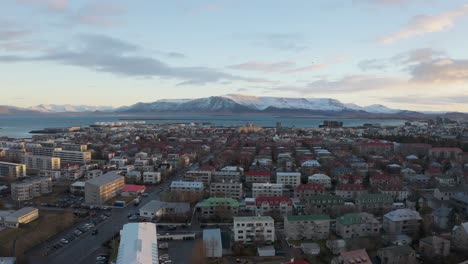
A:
[0,211,76,258]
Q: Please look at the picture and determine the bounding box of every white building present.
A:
[169,181,204,193]
[11,177,52,201]
[210,181,243,199]
[143,172,161,184]
[233,216,275,243]
[276,172,301,187]
[22,154,61,171]
[86,169,103,180]
[203,229,222,258]
[0,161,26,178]
[308,174,332,188]
[252,183,283,198]
[0,207,39,228]
[52,150,91,165]
[116,223,158,264]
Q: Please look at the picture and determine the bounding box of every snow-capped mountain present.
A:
[117,94,404,114]
[30,104,115,113]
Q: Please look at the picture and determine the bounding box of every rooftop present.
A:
[86,171,123,186]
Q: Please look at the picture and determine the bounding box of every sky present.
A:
[1,0,468,111]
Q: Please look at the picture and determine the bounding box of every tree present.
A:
[448,209,457,229]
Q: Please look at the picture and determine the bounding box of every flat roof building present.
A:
[116,223,158,264]
[85,171,125,205]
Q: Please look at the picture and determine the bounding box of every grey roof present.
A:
[86,171,123,186]
[11,207,38,217]
[384,209,422,222]
[139,200,190,213]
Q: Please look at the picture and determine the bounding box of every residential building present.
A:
[252,183,283,198]
[284,214,330,240]
[432,207,451,230]
[203,229,222,258]
[143,172,161,184]
[307,174,332,188]
[61,143,87,152]
[0,161,26,178]
[276,172,301,187]
[294,184,325,200]
[336,213,381,238]
[233,216,275,243]
[212,170,241,183]
[255,196,293,216]
[383,209,422,235]
[70,181,85,195]
[84,171,125,205]
[210,181,243,199]
[116,223,158,264]
[122,184,146,196]
[169,181,204,193]
[185,170,212,185]
[452,223,468,250]
[22,154,60,171]
[304,194,345,213]
[53,150,91,164]
[429,147,463,160]
[245,171,271,183]
[433,186,468,201]
[11,177,52,201]
[419,236,450,257]
[197,197,240,219]
[85,169,103,180]
[335,184,366,200]
[379,185,408,201]
[356,193,393,213]
[0,207,39,228]
[377,245,417,264]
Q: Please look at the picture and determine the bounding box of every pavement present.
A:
[26,161,201,264]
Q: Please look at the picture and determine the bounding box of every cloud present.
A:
[229,61,296,73]
[229,60,327,74]
[359,48,445,70]
[381,94,468,105]
[354,0,431,6]
[16,0,68,12]
[255,33,308,52]
[0,34,269,85]
[0,20,34,51]
[410,58,468,83]
[378,4,468,44]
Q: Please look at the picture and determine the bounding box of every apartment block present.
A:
[336,213,381,239]
[255,196,293,216]
[252,183,283,198]
[169,181,204,193]
[184,170,212,185]
[22,154,60,171]
[233,216,275,243]
[276,172,301,187]
[210,181,243,199]
[0,161,26,178]
[383,209,422,235]
[53,150,91,164]
[84,171,125,205]
[284,214,330,240]
[11,177,52,201]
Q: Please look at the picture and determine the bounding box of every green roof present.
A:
[337,213,363,225]
[357,193,393,204]
[305,194,344,205]
[286,214,330,222]
[197,197,241,207]
[234,216,273,222]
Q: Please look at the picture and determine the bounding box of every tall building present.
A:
[233,216,275,243]
[53,150,91,165]
[116,223,158,264]
[11,177,52,201]
[0,161,26,178]
[22,154,60,171]
[84,171,125,205]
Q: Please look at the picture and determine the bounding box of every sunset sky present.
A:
[1,0,468,111]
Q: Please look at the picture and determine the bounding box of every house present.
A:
[336,213,381,238]
[335,184,366,200]
[301,243,320,256]
[370,174,401,187]
[378,185,408,201]
[377,245,417,264]
[203,229,222,258]
[338,174,362,185]
[307,174,332,188]
[245,171,271,183]
[332,249,370,264]
[432,207,452,230]
[304,194,344,213]
[294,184,325,200]
[197,197,240,219]
[429,147,463,160]
[184,170,212,185]
[233,216,275,243]
[121,184,146,197]
[452,222,468,250]
[356,193,393,213]
[210,181,243,199]
[70,181,86,195]
[354,142,393,156]
[419,236,450,257]
[276,172,301,187]
[255,196,292,216]
[169,181,203,193]
[450,193,468,214]
[326,239,346,255]
[142,172,161,184]
[284,214,330,240]
[383,209,422,235]
[433,186,468,201]
[252,183,283,198]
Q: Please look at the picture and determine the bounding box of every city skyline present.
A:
[1,0,468,111]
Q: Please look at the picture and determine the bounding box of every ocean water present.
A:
[0,114,407,138]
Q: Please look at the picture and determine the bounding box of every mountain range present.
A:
[0,94,463,117]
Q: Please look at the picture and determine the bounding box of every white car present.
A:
[60,239,69,244]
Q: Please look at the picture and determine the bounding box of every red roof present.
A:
[199,165,216,171]
[246,171,270,177]
[295,184,325,192]
[122,184,146,193]
[255,196,292,206]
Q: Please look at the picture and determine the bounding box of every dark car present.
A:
[91,230,99,235]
